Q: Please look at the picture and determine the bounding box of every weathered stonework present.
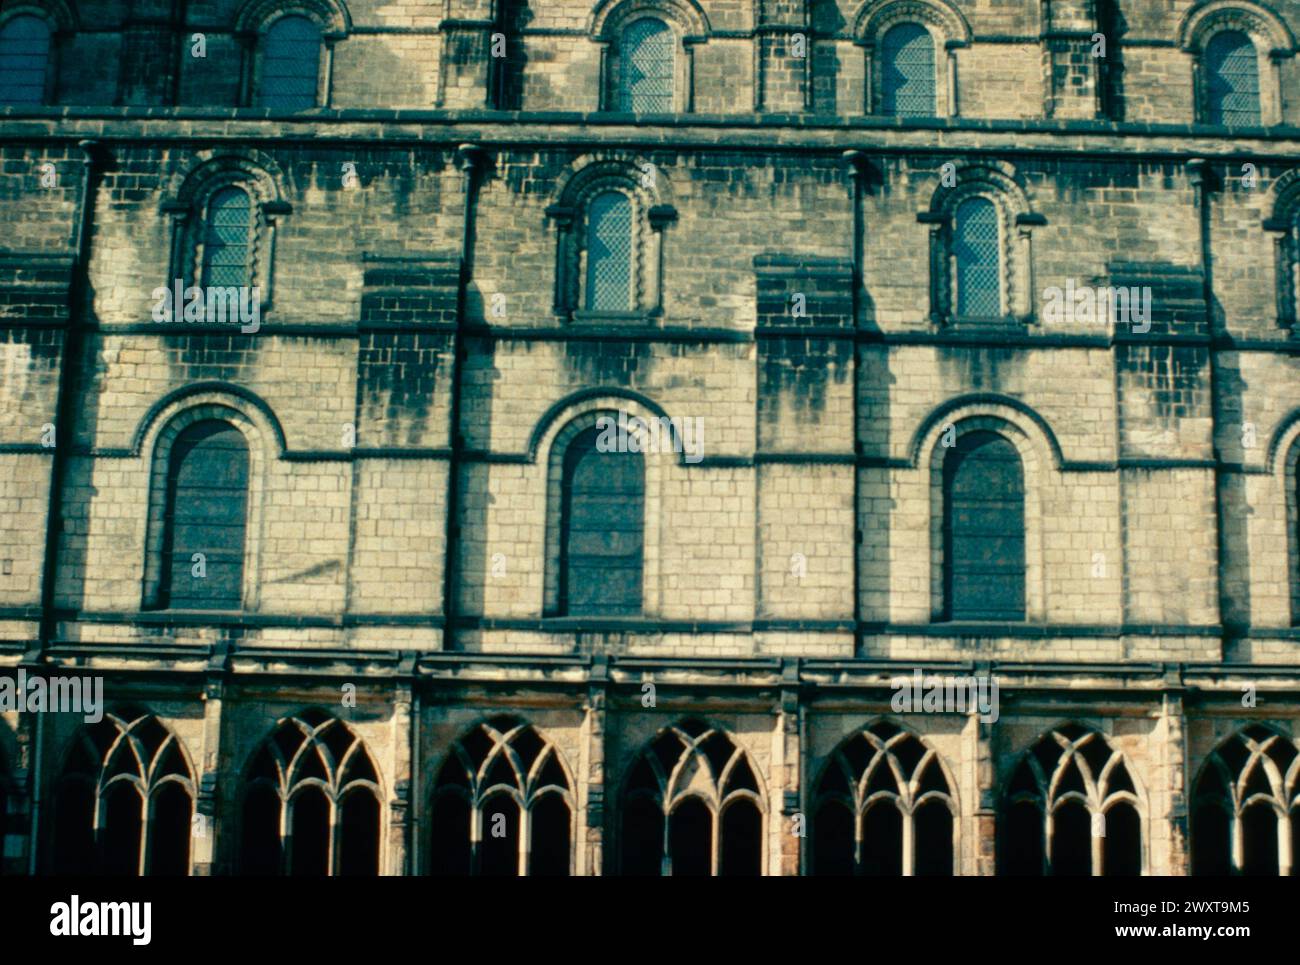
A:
[1,0,1299,877]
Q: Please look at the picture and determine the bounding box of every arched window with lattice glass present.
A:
[200,186,254,289]
[953,197,1002,318]
[1192,725,1297,876]
[943,430,1025,622]
[618,18,674,112]
[880,23,935,117]
[0,14,51,104]
[812,720,955,876]
[1204,30,1260,126]
[621,719,764,876]
[49,708,195,876]
[159,419,249,611]
[429,716,574,876]
[584,191,635,313]
[239,710,382,876]
[258,15,322,111]
[999,724,1143,876]
[560,423,644,616]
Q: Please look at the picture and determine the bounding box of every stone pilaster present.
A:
[972,662,997,877]
[582,656,609,876]
[389,655,416,876]
[438,0,497,109]
[777,658,802,875]
[195,643,228,876]
[755,0,809,113]
[1161,678,1190,876]
[1041,0,1103,119]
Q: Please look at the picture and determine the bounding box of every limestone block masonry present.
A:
[0,0,1298,877]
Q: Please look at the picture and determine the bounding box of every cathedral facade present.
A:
[1,0,1300,876]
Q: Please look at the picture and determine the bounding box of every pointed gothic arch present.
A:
[238,709,382,876]
[428,715,575,876]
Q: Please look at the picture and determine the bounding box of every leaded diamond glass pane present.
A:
[258,16,321,112]
[619,18,674,113]
[0,15,51,105]
[585,192,633,312]
[881,23,935,117]
[202,187,252,289]
[1205,31,1260,126]
[954,197,1000,318]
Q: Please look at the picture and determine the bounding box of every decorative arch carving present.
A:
[811,718,958,875]
[547,157,676,318]
[1000,723,1146,875]
[920,161,1041,326]
[233,0,352,38]
[162,151,289,312]
[1178,1,1293,125]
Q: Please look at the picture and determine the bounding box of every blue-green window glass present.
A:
[585,192,634,312]
[562,426,644,616]
[0,15,51,104]
[954,197,1000,317]
[944,431,1025,622]
[619,18,674,112]
[1205,31,1260,125]
[258,16,321,111]
[202,187,252,289]
[881,23,935,117]
[162,420,249,611]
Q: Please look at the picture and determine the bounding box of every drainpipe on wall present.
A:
[1188,158,1233,645]
[441,144,487,653]
[28,139,102,873]
[842,151,871,643]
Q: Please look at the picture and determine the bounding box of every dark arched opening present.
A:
[289,787,330,877]
[860,800,903,876]
[338,791,380,877]
[812,800,855,876]
[914,799,954,876]
[669,797,712,876]
[529,794,571,876]
[148,783,192,876]
[720,799,762,877]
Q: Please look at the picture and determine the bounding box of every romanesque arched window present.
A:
[621,719,764,876]
[999,724,1143,876]
[0,13,51,104]
[159,420,250,610]
[922,164,1039,327]
[812,721,956,876]
[856,0,969,117]
[163,152,288,309]
[618,17,674,112]
[593,0,705,113]
[953,198,1001,317]
[1204,30,1260,125]
[943,430,1025,621]
[257,15,323,110]
[201,186,255,289]
[585,191,634,312]
[49,708,195,876]
[1180,1,1293,127]
[239,710,382,876]
[429,716,574,876]
[560,424,645,616]
[880,23,935,117]
[549,160,675,320]
[1192,725,1298,876]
